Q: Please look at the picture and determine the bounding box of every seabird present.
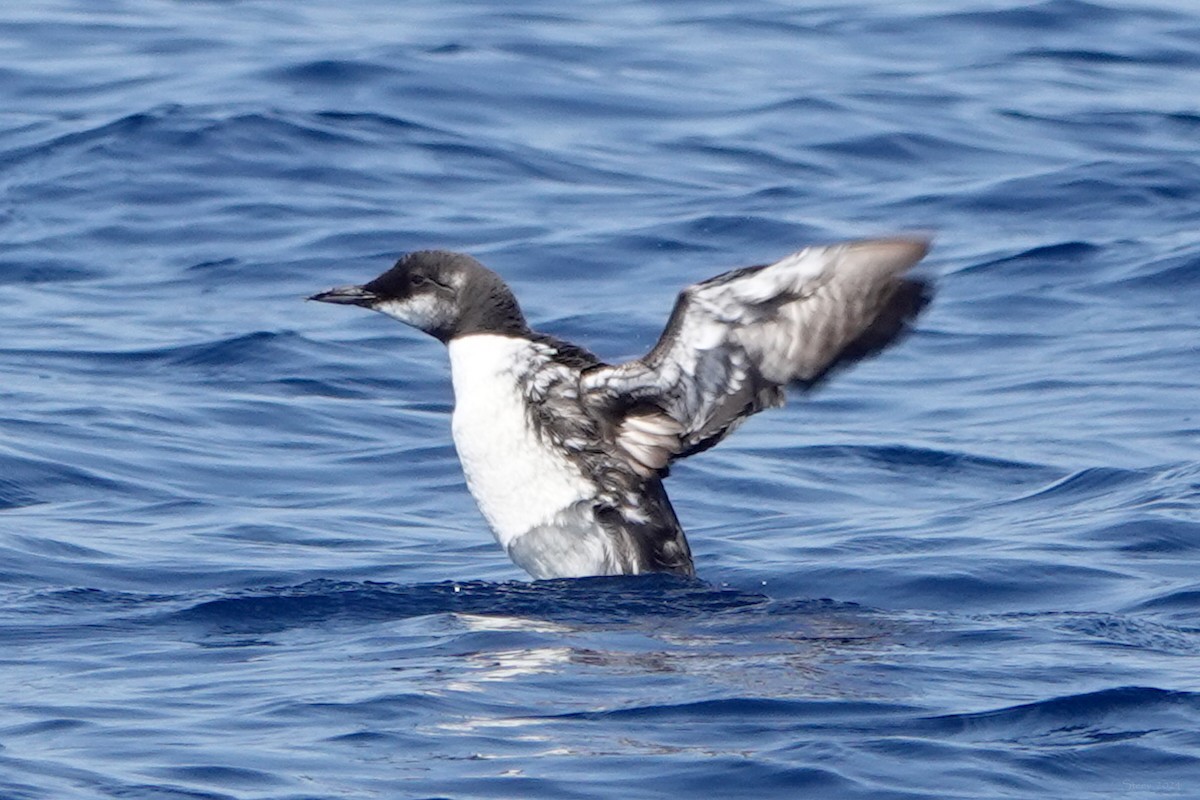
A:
[310,237,931,579]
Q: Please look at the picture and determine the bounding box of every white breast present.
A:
[446,335,595,553]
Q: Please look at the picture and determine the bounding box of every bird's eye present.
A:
[411,273,452,292]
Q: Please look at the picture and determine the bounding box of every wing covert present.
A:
[582,237,932,474]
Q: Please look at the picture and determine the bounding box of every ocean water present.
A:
[2,0,1199,797]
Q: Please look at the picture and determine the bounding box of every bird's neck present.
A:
[449,283,530,341]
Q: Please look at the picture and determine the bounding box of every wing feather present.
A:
[585,237,932,472]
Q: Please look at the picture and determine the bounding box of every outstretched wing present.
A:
[581,237,932,476]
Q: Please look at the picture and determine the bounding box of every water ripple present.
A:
[4,0,1200,797]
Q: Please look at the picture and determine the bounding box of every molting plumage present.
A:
[310,237,933,579]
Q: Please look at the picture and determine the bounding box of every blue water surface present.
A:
[2,1,1200,798]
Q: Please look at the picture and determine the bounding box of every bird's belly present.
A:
[450,383,594,551]
[447,333,624,578]
[505,506,625,579]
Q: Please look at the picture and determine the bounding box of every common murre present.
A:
[310,237,931,579]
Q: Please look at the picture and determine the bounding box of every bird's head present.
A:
[309,250,529,343]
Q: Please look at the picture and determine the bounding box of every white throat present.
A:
[374,295,446,333]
